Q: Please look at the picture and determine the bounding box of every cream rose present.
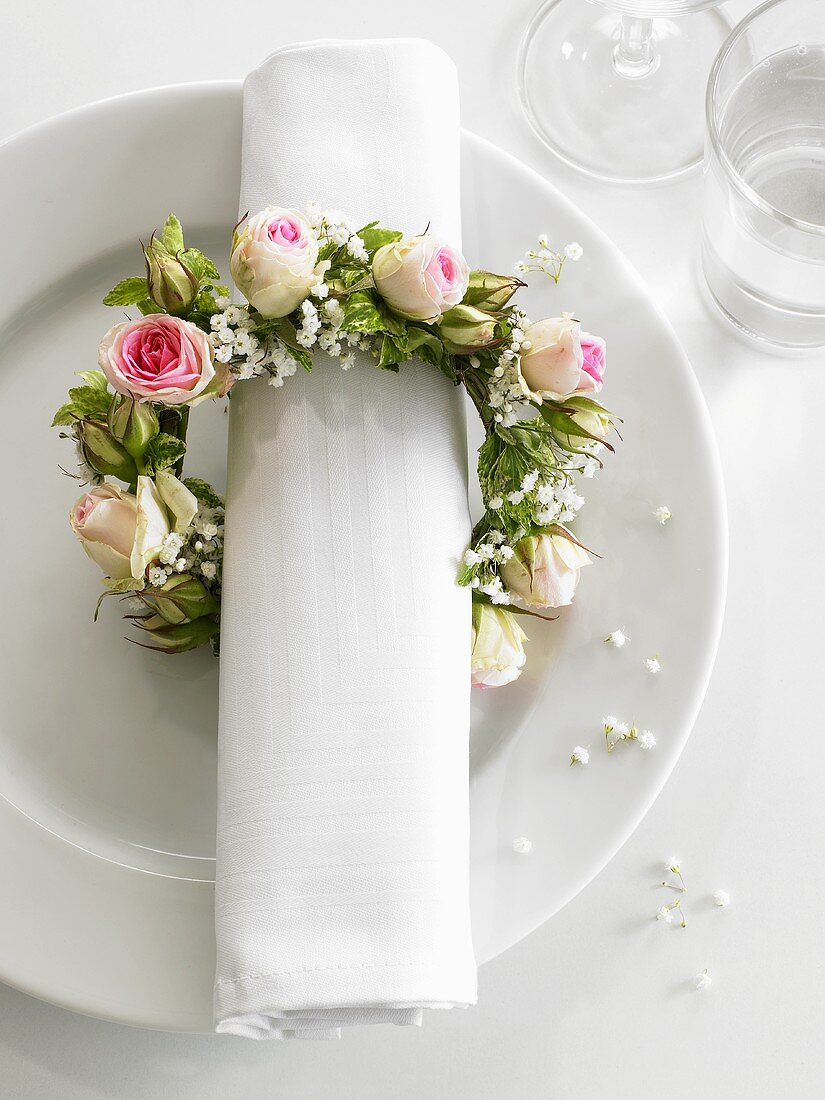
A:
[519,314,602,402]
[69,473,197,581]
[372,235,469,323]
[230,207,320,318]
[470,603,528,689]
[501,531,591,609]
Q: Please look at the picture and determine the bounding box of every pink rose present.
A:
[519,315,604,402]
[98,314,216,405]
[372,235,470,323]
[580,332,606,389]
[230,206,320,318]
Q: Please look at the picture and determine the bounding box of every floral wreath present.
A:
[55,208,616,687]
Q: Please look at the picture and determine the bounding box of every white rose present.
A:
[230,207,320,318]
[519,314,586,401]
[501,531,591,609]
[470,603,528,689]
[372,235,469,323]
[69,473,197,581]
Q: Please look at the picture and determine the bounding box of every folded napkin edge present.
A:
[248,37,456,81]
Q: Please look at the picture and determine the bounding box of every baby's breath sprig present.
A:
[602,716,657,754]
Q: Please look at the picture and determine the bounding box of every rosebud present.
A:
[501,530,591,609]
[570,406,611,440]
[108,394,159,459]
[470,602,528,689]
[132,614,220,654]
[77,421,139,482]
[140,573,220,625]
[438,304,497,352]
[144,236,199,316]
[462,270,524,312]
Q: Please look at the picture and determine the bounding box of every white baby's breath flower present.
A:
[200,561,217,581]
[637,729,657,751]
[512,836,533,854]
[602,715,618,731]
[713,890,731,908]
[148,566,168,587]
[463,548,481,567]
[564,242,583,261]
[605,628,628,648]
[644,657,661,674]
[665,858,683,874]
[488,496,503,510]
[657,905,674,923]
[507,490,525,505]
[694,969,712,990]
[570,746,590,766]
[654,506,673,526]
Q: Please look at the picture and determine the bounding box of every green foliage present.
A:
[357,221,403,256]
[103,276,150,307]
[144,432,187,473]
[52,384,113,427]
[160,213,185,255]
[182,478,224,509]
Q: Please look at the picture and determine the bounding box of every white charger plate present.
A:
[0,83,726,1032]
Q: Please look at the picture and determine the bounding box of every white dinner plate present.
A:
[0,83,726,1032]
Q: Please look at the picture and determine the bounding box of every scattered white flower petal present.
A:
[713,890,731,908]
[644,657,661,674]
[605,628,628,648]
[512,836,533,854]
[694,969,713,990]
[654,506,673,526]
[570,746,590,766]
[637,729,657,751]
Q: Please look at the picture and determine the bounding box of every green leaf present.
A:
[181,247,221,284]
[406,326,445,366]
[182,478,224,509]
[357,221,403,256]
[378,334,408,371]
[160,213,185,255]
[136,298,162,316]
[145,432,187,473]
[67,384,114,421]
[76,370,109,391]
[52,402,78,427]
[103,277,150,307]
[340,290,385,334]
[281,341,313,373]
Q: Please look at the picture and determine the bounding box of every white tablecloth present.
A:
[1,1,821,1096]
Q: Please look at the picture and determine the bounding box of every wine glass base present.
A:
[518,0,732,183]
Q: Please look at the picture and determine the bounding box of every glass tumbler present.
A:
[702,0,825,350]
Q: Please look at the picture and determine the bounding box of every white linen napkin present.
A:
[214,38,477,1040]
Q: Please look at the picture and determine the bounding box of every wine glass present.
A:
[518,0,732,183]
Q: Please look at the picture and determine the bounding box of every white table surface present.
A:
[2,1,823,1096]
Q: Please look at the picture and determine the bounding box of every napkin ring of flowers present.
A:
[55,208,617,687]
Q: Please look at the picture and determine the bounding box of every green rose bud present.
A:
[438,304,497,352]
[461,270,524,312]
[144,236,199,316]
[108,394,159,459]
[141,573,220,625]
[132,614,220,654]
[77,421,139,482]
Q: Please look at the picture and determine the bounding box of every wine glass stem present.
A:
[613,15,658,79]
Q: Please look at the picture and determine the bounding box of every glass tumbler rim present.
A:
[706,0,825,238]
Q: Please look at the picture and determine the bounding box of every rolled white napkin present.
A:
[214,39,477,1040]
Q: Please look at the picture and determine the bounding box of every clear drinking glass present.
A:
[518,0,732,183]
[702,0,825,350]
